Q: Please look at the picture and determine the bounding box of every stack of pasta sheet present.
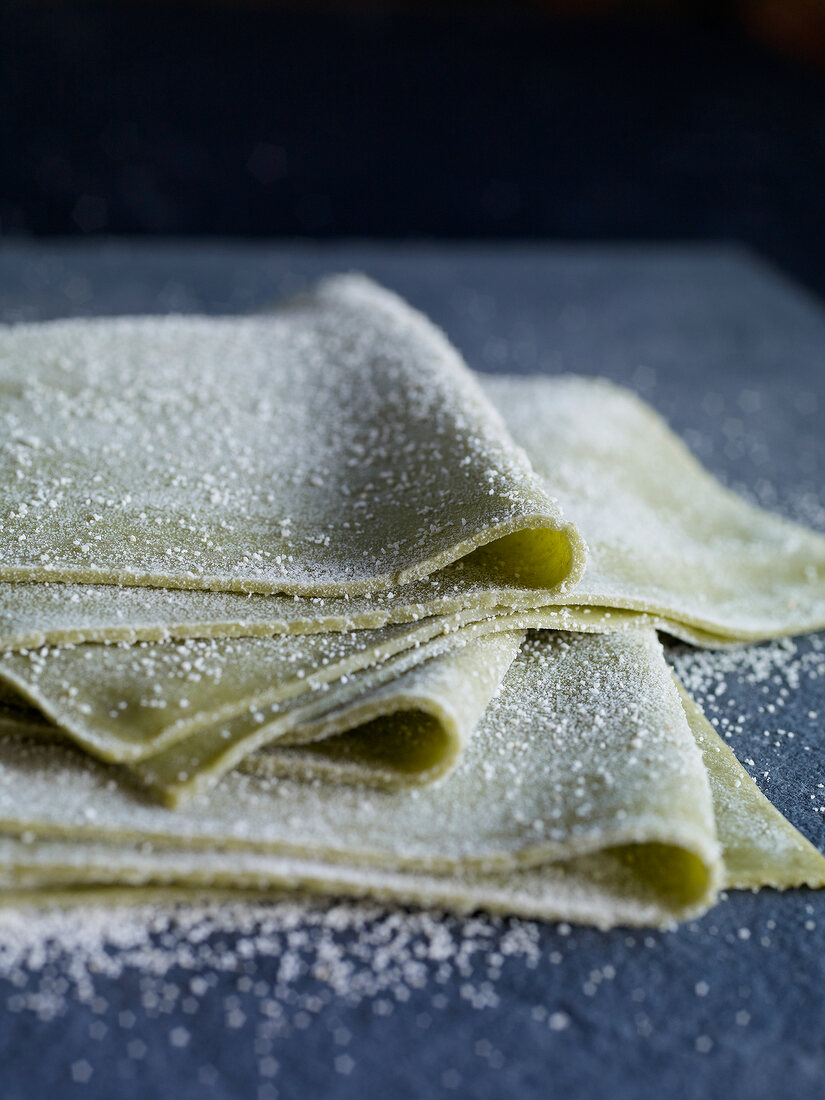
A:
[1,274,825,929]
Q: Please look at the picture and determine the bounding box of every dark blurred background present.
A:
[2,0,825,296]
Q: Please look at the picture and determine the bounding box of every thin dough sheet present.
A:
[0,632,721,927]
[2,374,824,648]
[0,609,652,802]
[0,276,582,597]
[485,375,825,642]
[0,632,821,926]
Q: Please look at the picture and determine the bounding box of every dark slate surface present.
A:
[0,243,823,1100]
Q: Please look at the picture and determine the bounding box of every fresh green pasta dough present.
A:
[127,625,525,804]
[4,361,825,800]
[0,608,657,802]
[0,276,582,598]
[0,631,820,926]
[487,375,825,642]
[1,276,823,927]
[0,631,722,926]
[2,373,824,651]
[0,628,523,804]
[0,614,508,764]
[676,681,825,890]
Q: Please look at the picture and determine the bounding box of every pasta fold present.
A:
[0,275,823,927]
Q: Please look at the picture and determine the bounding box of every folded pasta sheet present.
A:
[488,376,825,643]
[0,615,510,765]
[1,273,824,928]
[0,275,582,598]
[675,681,825,890]
[0,624,527,804]
[0,608,656,803]
[3,360,825,800]
[0,632,821,926]
[2,372,824,649]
